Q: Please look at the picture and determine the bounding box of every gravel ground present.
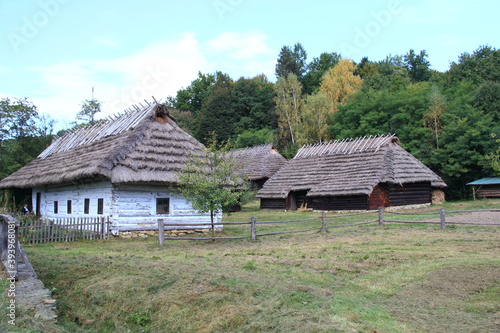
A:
[427,210,500,225]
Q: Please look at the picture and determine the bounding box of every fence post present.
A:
[378,207,384,226]
[321,211,327,233]
[250,217,257,241]
[440,208,446,229]
[158,219,165,246]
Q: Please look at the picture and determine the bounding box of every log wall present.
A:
[476,185,500,198]
[309,195,368,211]
[260,198,287,210]
[387,182,432,206]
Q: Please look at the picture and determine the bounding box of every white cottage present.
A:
[0,102,221,232]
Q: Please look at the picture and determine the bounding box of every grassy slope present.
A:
[1,199,499,332]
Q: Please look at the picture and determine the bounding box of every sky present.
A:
[0,0,498,130]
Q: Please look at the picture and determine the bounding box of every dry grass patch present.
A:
[4,199,499,332]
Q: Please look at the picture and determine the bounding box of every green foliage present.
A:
[447,45,500,85]
[298,91,331,144]
[76,99,102,123]
[168,108,196,135]
[170,71,216,114]
[302,52,341,94]
[196,72,235,144]
[0,98,53,180]
[176,138,251,225]
[234,128,276,149]
[275,43,308,80]
[274,73,304,146]
[231,75,277,133]
[404,49,432,82]
[474,81,500,122]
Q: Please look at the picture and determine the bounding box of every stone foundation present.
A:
[117,229,212,239]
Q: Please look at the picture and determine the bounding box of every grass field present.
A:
[1,199,499,332]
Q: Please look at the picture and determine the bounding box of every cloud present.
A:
[28,33,209,124]
[96,37,118,48]
[205,31,274,60]
[17,31,276,130]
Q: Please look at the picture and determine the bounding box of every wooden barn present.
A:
[228,144,287,189]
[467,177,500,199]
[0,102,222,232]
[257,135,447,211]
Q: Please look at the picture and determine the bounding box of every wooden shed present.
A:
[257,135,447,211]
[228,144,287,189]
[0,102,221,232]
[467,177,500,199]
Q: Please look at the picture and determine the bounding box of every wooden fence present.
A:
[18,216,111,243]
[157,208,500,244]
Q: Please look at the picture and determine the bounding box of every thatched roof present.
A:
[228,144,287,180]
[0,102,204,189]
[257,135,446,199]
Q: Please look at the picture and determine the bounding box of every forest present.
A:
[1,44,499,200]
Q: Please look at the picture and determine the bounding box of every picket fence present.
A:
[18,216,110,243]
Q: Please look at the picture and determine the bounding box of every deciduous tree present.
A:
[298,92,330,144]
[176,139,250,237]
[424,85,447,148]
[77,99,102,123]
[320,59,363,114]
[274,74,303,145]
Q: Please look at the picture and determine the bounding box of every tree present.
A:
[404,49,431,82]
[298,92,330,144]
[275,43,308,80]
[176,139,250,237]
[474,81,500,122]
[0,98,41,179]
[170,72,216,113]
[447,45,500,85]
[424,85,447,148]
[231,75,276,133]
[320,59,363,114]
[234,128,276,148]
[77,99,102,123]
[302,52,341,94]
[274,73,304,145]
[485,136,500,173]
[196,72,235,144]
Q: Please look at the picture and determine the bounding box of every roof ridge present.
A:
[294,134,396,159]
[38,100,161,159]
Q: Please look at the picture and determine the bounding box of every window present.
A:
[67,200,72,214]
[156,198,170,214]
[97,198,104,215]
[84,198,90,214]
[36,192,41,216]
[54,201,58,214]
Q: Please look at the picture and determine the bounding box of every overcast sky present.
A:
[1,0,498,130]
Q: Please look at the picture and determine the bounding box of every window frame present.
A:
[84,198,90,214]
[156,198,170,215]
[97,198,104,215]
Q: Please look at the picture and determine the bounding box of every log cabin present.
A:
[229,144,287,190]
[257,135,447,211]
[0,102,222,232]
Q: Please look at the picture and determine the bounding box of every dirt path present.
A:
[427,210,500,225]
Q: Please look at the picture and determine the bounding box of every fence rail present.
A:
[18,216,111,243]
[157,208,500,244]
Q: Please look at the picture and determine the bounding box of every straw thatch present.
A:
[0,103,204,189]
[257,134,446,199]
[228,144,287,181]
